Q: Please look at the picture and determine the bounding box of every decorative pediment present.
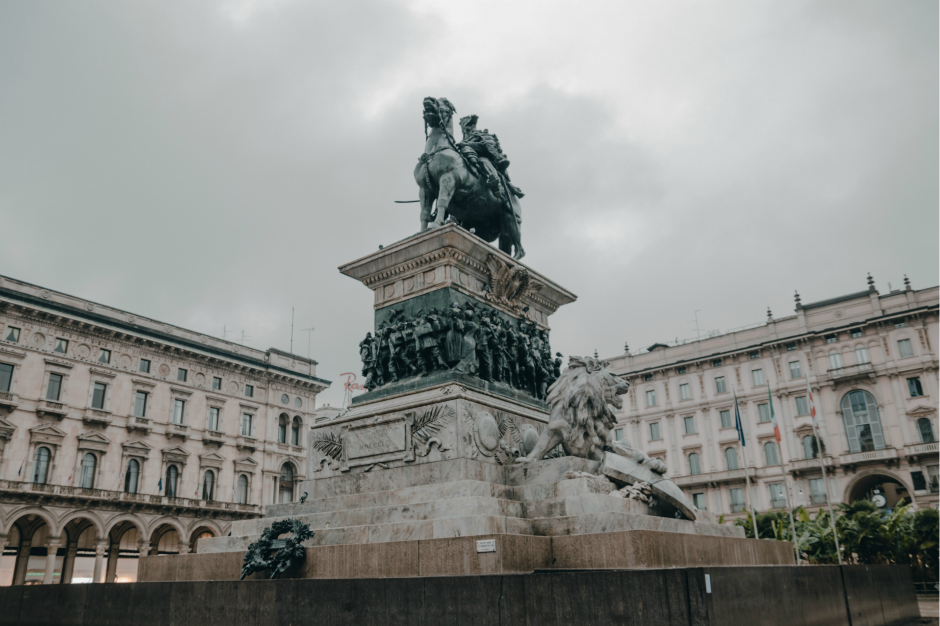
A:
[89,367,117,379]
[240,403,260,412]
[198,451,226,469]
[43,358,73,369]
[0,416,15,441]
[206,395,226,406]
[77,431,111,452]
[170,387,193,398]
[161,445,191,464]
[0,346,27,360]
[29,423,67,441]
[122,439,153,458]
[793,424,816,434]
[234,455,258,473]
[907,406,936,417]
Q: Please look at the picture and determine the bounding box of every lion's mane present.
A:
[547,356,622,428]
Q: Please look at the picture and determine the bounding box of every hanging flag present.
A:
[17,459,23,477]
[768,386,781,444]
[805,377,821,437]
[67,470,74,484]
[733,389,746,447]
[158,477,163,493]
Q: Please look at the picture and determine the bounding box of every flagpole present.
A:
[806,376,843,565]
[733,388,759,539]
[768,384,800,564]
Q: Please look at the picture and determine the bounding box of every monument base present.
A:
[3,565,918,626]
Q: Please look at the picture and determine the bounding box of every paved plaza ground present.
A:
[918,596,939,625]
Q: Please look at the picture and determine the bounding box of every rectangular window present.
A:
[677,366,687,375]
[683,416,695,434]
[928,465,939,494]
[241,413,253,436]
[0,363,13,393]
[245,385,254,398]
[134,391,148,417]
[851,329,863,338]
[212,377,222,390]
[752,369,765,386]
[46,373,63,401]
[98,349,111,364]
[139,359,151,373]
[177,368,187,382]
[614,428,623,441]
[809,478,826,503]
[855,347,870,365]
[649,422,661,440]
[898,339,914,358]
[91,382,107,409]
[749,351,760,359]
[908,377,924,397]
[643,374,653,382]
[679,383,691,400]
[795,396,809,415]
[789,361,802,379]
[712,358,722,367]
[730,488,744,512]
[825,335,837,344]
[769,483,786,508]
[715,376,727,393]
[172,399,185,424]
[720,410,732,429]
[208,407,220,431]
[4,327,20,343]
[786,342,796,351]
[828,353,843,370]
[646,390,656,406]
[54,338,69,354]
[758,403,771,423]
[692,493,706,511]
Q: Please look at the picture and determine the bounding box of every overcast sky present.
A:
[1,1,936,408]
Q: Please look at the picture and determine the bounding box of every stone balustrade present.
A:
[838,447,898,467]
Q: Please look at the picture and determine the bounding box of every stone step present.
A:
[231,496,525,538]
[527,511,741,538]
[199,514,533,553]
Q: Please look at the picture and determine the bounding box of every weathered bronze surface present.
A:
[240,518,313,580]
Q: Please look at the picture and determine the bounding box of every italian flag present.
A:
[768,386,781,443]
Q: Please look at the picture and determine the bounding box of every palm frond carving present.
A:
[496,411,522,447]
[412,404,455,443]
[310,430,343,461]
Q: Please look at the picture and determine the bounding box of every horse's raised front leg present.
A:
[431,172,457,227]
[419,187,434,231]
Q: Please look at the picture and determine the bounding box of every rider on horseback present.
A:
[458,115,524,199]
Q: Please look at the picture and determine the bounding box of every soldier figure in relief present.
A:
[414,309,447,375]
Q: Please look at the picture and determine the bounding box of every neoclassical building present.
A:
[603,276,938,521]
[0,274,329,585]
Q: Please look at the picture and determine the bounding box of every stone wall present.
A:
[0,564,918,626]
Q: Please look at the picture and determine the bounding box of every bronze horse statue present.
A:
[414,97,524,259]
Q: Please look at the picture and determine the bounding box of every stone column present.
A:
[13,541,31,586]
[62,542,78,584]
[92,541,107,583]
[177,542,191,555]
[42,539,60,585]
[137,541,151,558]
[105,542,119,583]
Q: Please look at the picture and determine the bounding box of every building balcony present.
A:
[0,479,261,518]
[36,400,69,420]
[165,423,189,441]
[0,391,19,412]
[810,494,828,504]
[839,447,898,468]
[788,456,836,474]
[770,499,787,510]
[902,442,939,460]
[827,363,874,383]
[236,435,258,452]
[126,416,152,435]
[202,430,225,446]
[731,503,746,513]
[82,407,113,426]
[673,467,756,488]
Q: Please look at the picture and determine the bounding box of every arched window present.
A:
[918,418,936,444]
[688,453,701,476]
[165,465,179,498]
[278,414,288,444]
[237,474,249,504]
[202,469,215,501]
[80,453,97,489]
[725,447,739,470]
[125,459,140,494]
[803,435,818,460]
[764,442,779,466]
[841,390,885,453]
[291,417,301,446]
[33,446,51,484]
[279,463,294,503]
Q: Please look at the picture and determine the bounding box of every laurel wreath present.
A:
[239,518,313,580]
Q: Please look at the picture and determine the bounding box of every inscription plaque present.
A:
[346,419,407,460]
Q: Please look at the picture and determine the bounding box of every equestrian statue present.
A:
[414,97,525,259]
